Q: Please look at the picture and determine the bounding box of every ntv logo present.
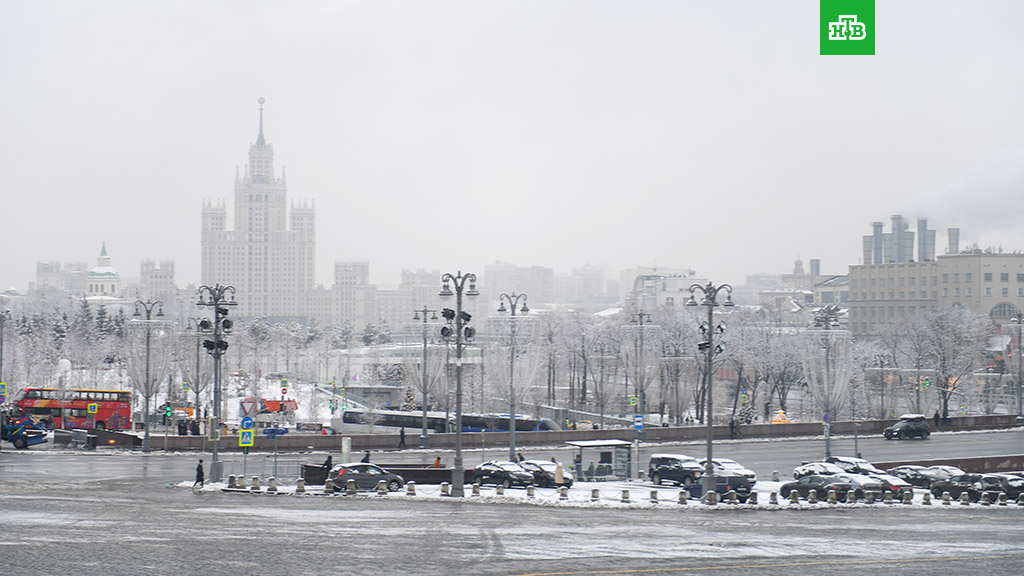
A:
[828,15,867,41]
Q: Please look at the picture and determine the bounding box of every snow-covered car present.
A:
[835,473,884,499]
[471,461,534,488]
[872,473,914,500]
[826,456,885,476]
[699,458,757,485]
[793,461,845,479]
[519,460,574,487]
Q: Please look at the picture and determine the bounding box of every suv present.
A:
[649,453,703,486]
[883,414,931,439]
[687,475,753,502]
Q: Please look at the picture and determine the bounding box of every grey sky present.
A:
[2,1,1022,292]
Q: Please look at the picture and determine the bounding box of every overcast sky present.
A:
[2,1,1023,292]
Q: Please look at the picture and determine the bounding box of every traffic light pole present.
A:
[197,284,237,484]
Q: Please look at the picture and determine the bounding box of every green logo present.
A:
[821,0,875,55]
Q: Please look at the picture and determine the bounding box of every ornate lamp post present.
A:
[133,299,165,453]
[1012,313,1024,424]
[196,284,237,483]
[0,309,10,392]
[686,281,734,498]
[497,292,528,461]
[629,310,652,440]
[413,306,438,448]
[439,271,479,497]
[185,317,207,414]
[806,304,847,460]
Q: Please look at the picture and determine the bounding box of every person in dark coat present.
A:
[322,455,333,471]
[933,410,941,428]
[193,459,204,488]
[361,450,371,463]
[398,427,406,449]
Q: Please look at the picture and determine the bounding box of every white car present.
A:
[793,461,845,479]
[700,458,757,484]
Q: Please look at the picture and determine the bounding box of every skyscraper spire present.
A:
[256,96,266,147]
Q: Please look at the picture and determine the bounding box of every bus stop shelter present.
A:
[565,439,633,481]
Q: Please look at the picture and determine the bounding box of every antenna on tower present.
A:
[257,97,266,146]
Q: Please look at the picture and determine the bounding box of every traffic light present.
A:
[163,404,172,425]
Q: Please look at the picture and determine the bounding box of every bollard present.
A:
[747,492,758,505]
[346,479,357,496]
[705,491,718,506]
[593,489,601,503]
[998,493,1007,506]
[942,491,952,505]
[228,475,237,489]
[808,489,818,504]
[376,480,387,496]
[1017,493,1024,506]
[560,486,569,501]
[769,491,778,505]
[845,490,856,504]
[495,484,504,496]
[236,475,247,489]
[902,491,912,505]
[324,479,334,494]
[981,492,991,506]
[472,483,482,497]
[882,491,893,505]
[771,470,779,482]
[650,490,659,504]
[789,491,800,505]
[827,490,837,505]
[441,482,450,497]
[251,476,261,492]
[295,478,305,494]
[865,491,875,504]
[922,491,932,505]
[960,492,970,506]
[678,490,688,505]
[267,477,278,493]
[621,489,631,504]
[727,490,738,505]
[406,481,416,496]
[526,485,535,499]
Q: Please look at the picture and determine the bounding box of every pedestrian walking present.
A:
[516,452,524,463]
[193,459,204,488]
[729,419,737,439]
[361,450,371,463]
[555,463,564,486]
[398,427,406,449]
[933,410,940,429]
[322,454,333,471]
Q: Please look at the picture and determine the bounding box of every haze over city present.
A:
[2,1,1023,292]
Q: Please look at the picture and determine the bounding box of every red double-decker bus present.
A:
[10,387,133,431]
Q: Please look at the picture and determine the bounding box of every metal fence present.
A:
[219,455,307,481]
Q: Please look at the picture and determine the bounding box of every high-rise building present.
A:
[201,99,315,320]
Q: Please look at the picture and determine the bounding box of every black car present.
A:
[649,453,704,486]
[520,460,574,488]
[883,414,931,439]
[931,473,1022,501]
[887,464,963,488]
[328,463,404,492]
[471,461,534,488]
[780,475,855,500]
[687,475,753,502]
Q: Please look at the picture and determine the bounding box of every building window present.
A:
[942,288,948,297]
[954,287,959,297]
[967,287,972,296]
[966,273,972,282]
[932,276,938,285]
[899,292,905,299]
[1018,274,1024,283]
[942,274,948,283]
[954,273,959,283]
[985,273,993,282]
[910,277,916,286]
[986,287,992,296]
[1002,273,1010,282]
[1003,287,1009,297]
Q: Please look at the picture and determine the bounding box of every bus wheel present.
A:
[94,422,106,431]
[13,437,28,449]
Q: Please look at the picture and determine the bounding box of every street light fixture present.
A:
[810,304,843,459]
[497,292,528,461]
[686,281,734,499]
[133,299,165,453]
[1012,312,1024,424]
[439,271,479,497]
[628,310,652,440]
[196,284,237,483]
[186,317,209,417]
[413,306,438,448]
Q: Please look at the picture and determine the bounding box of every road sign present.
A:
[280,379,288,388]
[239,429,254,447]
[87,403,98,414]
[281,388,288,395]
[182,381,190,391]
[240,416,254,429]
[633,415,644,430]
[240,399,257,417]
[263,428,289,437]
[822,412,830,423]
[629,396,638,406]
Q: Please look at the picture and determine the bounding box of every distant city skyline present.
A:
[3,2,1023,293]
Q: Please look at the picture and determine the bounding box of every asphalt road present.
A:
[2,430,1023,575]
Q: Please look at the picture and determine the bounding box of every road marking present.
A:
[509,554,1024,576]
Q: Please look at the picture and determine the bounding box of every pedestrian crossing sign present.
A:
[87,403,98,414]
[239,428,255,447]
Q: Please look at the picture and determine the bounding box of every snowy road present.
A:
[2,452,1023,575]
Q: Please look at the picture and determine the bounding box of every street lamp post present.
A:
[686,281,734,498]
[497,292,529,461]
[812,304,842,459]
[1012,313,1024,424]
[413,306,437,448]
[196,284,237,483]
[0,309,10,392]
[133,299,165,453]
[186,317,207,415]
[629,311,651,440]
[439,271,479,497]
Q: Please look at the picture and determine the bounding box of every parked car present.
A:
[649,453,704,486]
[885,464,930,487]
[328,463,404,492]
[699,458,757,485]
[689,475,753,503]
[872,473,915,500]
[883,413,931,439]
[793,461,846,479]
[826,456,886,476]
[520,460,574,488]
[918,465,965,487]
[928,473,1005,501]
[992,474,1024,500]
[835,473,884,499]
[780,475,855,500]
[471,461,534,488]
